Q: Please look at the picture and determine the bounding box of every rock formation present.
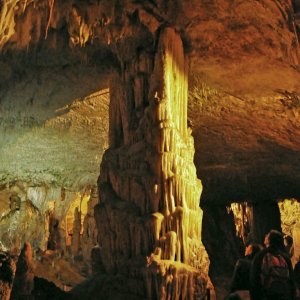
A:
[71,207,81,256]
[0,184,93,256]
[95,26,209,299]
[1,0,300,298]
[11,242,35,299]
[0,252,16,300]
[81,186,98,273]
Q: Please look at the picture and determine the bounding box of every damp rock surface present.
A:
[0,0,300,203]
[0,1,300,299]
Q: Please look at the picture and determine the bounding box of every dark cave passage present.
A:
[202,196,300,298]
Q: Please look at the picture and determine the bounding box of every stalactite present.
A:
[45,0,54,39]
[0,0,19,49]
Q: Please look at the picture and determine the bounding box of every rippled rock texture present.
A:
[95,26,209,299]
[1,0,300,299]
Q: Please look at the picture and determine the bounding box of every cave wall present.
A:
[1,1,300,298]
[0,184,72,251]
[0,49,109,188]
[1,0,299,61]
[0,44,111,254]
[1,0,300,207]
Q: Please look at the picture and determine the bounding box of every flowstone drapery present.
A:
[95,26,209,299]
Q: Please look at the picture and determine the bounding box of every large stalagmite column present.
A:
[95,26,209,299]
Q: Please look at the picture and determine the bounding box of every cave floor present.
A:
[34,251,87,291]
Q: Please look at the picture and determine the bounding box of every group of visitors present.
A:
[228,229,300,300]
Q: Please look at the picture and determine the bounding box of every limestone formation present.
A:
[0,252,16,300]
[1,0,300,298]
[0,183,98,271]
[0,189,47,253]
[71,207,81,256]
[11,242,35,299]
[47,214,61,250]
[81,186,99,269]
[96,26,209,299]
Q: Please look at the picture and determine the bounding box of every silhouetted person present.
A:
[11,242,35,300]
[230,243,262,293]
[250,230,296,300]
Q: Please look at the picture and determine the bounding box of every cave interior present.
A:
[1,0,300,299]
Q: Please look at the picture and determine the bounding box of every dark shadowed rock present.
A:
[11,242,34,300]
[0,252,16,300]
[32,277,70,300]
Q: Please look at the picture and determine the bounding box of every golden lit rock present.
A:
[95,26,209,299]
[0,0,300,299]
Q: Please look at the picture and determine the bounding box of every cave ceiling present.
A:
[1,0,300,204]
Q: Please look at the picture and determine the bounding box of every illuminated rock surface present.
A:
[95,26,209,299]
[1,0,300,208]
[0,0,300,299]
